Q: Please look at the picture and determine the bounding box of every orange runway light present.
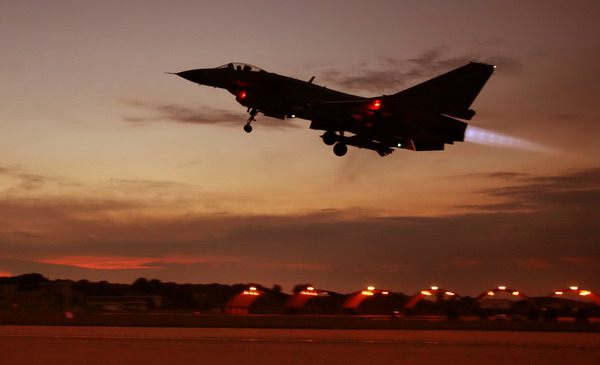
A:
[512,291,520,296]
[487,291,495,296]
[446,292,455,296]
[555,291,563,295]
[580,290,592,296]
[243,286,259,295]
[498,286,506,290]
[421,290,432,296]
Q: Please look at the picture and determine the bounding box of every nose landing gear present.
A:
[244,108,259,133]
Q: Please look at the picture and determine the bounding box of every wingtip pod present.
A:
[469,61,496,73]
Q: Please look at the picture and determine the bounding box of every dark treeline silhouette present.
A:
[0,273,49,291]
[0,273,289,311]
[1,274,598,320]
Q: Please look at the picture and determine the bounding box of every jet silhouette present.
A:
[174,62,494,156]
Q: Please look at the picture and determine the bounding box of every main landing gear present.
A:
[333,142,348,156]
[244,108,259,133]
[321,131,337,146]
[321,131,348,156]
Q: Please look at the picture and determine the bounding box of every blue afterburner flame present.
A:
[464,126,554,153]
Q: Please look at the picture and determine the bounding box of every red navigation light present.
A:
[368,99,381,110]
[238,91,247,99]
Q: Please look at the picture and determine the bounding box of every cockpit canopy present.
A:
[217,62,264,72]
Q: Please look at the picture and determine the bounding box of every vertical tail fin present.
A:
[393,62,495,119]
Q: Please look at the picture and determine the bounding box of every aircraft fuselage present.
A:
[174,62,495,156]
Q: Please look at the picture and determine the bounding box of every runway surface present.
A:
[1,326,599,364]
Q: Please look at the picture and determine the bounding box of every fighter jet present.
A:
[174,62,494,156]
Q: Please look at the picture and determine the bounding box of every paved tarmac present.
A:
[1,326,599,364]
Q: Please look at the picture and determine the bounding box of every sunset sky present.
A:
[1,0,598,296]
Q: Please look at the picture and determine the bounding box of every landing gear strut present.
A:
[244,108,259,133]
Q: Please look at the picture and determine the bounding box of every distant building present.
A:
[86,296,162,312]
[0,285,17,308]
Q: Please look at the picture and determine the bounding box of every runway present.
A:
[1,326,599,364]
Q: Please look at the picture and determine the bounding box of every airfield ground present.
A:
[1,311,599,332]
[1,325,599,365]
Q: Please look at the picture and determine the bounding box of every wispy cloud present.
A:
[109,178,184,190]
[560,257,597,267]
[0,168,597,293]
[124,101,299,130]
[39,254,241,270]
[515,258,552,269]
[451,259,483,267]
[255,262,330,271]
[466,168,600,213]
[0,165,60,192]
[318,49,520,93]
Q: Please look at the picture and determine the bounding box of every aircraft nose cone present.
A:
[176,69,205,84]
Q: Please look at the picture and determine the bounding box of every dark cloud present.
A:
[0,166,58,191]
[10,231,41,238]
[124,101,299,130]
[318,49,520,93]
[477,168,600,213]
[0,169,597,294]
[479,172,530,180]
[110,178,184,190]
[449,171,529,181]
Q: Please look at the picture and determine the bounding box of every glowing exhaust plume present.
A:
[465,126,554,153]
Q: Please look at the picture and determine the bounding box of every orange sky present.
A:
[0,1,598,295]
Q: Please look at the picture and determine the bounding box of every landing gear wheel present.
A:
[333,143,348,156]
[322,131,337,146]
[243,124,253,133]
